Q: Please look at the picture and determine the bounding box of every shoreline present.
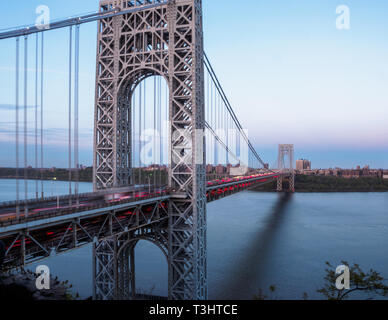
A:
[1,175,388,193]
[252,175,388,193]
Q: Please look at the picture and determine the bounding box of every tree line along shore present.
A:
[253,174,388,192]
[0,167,169,185]
[0,167,94,183]
[1,168,387,192]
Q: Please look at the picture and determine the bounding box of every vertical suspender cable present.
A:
[163,78,168,182]
[156,78,159,187]
[24,35,28,217]
[206,71,209,168]
[220,94,223,166]
[15,38,20,217]
[68,26,73,204]
[153,77,156,189]
[74,24,80,202]
[159,77,162,187]
[40,33,44,198]
[165,80,168,184]
[224,100,230,165]
[214,83,217,167]
[35,34,39,199]
[216,91,219,166]
[220,95,223,167]
[138,83,142,185]
[209,80,212,171]
[143,80,146,186]
[132,89,135,185]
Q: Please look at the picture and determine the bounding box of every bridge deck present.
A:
[0,172,284,269]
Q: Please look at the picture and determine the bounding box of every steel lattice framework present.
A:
[94,226,169,300]
[93,0,206,300]
[0,0,294,301]
[277,144,295,192]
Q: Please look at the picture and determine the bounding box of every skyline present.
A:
[0,0,387,168]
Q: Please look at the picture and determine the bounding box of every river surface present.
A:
[1,179,388,300]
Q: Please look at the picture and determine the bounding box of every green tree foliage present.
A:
[317,261,388,300]
[253,285,277,300]
[253,175,388,192]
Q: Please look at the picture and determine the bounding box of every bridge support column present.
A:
[117,241,137,300]
[129,245,136,299]
[277,144,295,193]
[93,0,207,300]
[93,236,137,301]
[93,230,167,301]
[289,172,295,193]
[93,237,118,300]
[167,0,207,300]
[277,176,283,192]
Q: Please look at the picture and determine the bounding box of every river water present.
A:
[1,179,388,300]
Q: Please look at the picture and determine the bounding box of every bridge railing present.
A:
[0,191,170,228]
[0,191,99,208]
[0,185,163,209]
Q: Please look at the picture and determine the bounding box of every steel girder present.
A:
[1,198,169,270]
[93,0,206,300]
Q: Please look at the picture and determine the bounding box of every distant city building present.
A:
[206,165,214,174]
[215,164,226,175]
[298,166,386,179]
[230,165,248,176]
[296,159,311,171]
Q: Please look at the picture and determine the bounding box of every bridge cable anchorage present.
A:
[15,37,20,218]
[23,35,28,218]
[68,26,73,205]
[40,32,44,199]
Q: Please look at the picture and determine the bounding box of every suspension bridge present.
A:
[0,0,295,300]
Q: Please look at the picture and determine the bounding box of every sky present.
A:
[0,0,387,169]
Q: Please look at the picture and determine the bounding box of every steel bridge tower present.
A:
[277,144,295,192]
[93,0,206,300]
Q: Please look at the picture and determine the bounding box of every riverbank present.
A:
[0,167,168,185]
[0,271,77,300]
[0,167,93,183]
[253,175,388,192]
